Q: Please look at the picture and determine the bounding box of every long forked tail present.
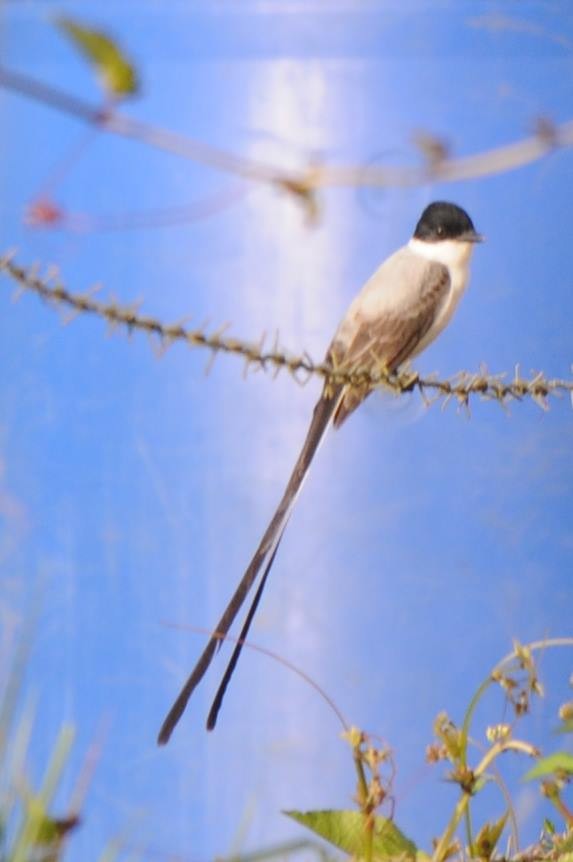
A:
[157,383,345,744]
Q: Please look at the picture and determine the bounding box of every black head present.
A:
[413,201,483,243]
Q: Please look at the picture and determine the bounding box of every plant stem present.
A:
[354,749,369,808]
[433,740,536,862]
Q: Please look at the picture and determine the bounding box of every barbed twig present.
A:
[1,252,572,410]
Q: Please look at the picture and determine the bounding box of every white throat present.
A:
[408,237,475,269]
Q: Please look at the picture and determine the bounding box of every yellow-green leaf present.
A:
[35,814,80,846]
[557,833,573,853]
[56,17,139,98]
[524,752,573,780]
[285,809,417,860]
[472,812,508,860]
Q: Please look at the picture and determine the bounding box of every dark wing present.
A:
[329,260,450,427]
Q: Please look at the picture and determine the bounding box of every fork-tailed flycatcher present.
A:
[158,201,483,744]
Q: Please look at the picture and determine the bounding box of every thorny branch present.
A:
[1,66,573,194]
[2,253,572,411]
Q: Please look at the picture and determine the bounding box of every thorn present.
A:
[148,330,167,359]
[253,331,267,375]
[242,354,254,379]
[412,130,450,169]
[0,248,19,267]
[204,348,218,376]
[532,115,558,148]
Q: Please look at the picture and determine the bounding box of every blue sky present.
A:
[1,2,573,859]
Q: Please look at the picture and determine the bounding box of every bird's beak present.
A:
[461,229,485,243]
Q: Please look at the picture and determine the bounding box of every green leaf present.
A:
[56,17,139,97]
[524,752,573,780]
[557,834,573,853]
[472,812,508,859]
[285,810,417,860]
[34,813,80,846]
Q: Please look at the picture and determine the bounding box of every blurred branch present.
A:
[2,252,572,410]
[321,116,571,186]
[0,66,282,183]
[2,65,572,192]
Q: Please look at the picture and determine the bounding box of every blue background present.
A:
[1,1,572,859]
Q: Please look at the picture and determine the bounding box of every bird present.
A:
[157,200,483,744]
